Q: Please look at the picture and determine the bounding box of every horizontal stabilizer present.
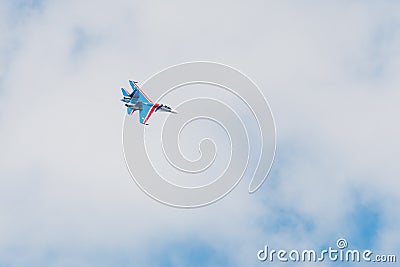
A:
[127,107,134,115]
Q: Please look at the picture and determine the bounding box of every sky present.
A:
[0,0,400,266]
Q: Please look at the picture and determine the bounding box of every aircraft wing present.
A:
[130,89,139,102]
[128,80,158,124]
[129,80,152,104]
[139,103,160,124]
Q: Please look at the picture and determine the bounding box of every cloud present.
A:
[0,0,399,266]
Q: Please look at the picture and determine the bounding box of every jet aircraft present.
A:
[120,80,177,125]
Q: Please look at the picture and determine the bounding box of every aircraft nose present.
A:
[171,109,178,114]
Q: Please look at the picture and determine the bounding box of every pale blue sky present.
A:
[0,1,399,266]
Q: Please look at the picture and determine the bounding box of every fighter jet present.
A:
[120,80,177,125]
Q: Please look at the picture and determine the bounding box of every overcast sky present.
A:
[1,1,399,266]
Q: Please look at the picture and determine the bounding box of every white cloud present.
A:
[0,0,399,266]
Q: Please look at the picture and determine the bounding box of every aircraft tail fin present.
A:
[121,87,130,97]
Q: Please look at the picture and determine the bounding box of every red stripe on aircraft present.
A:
[143,103,159,124]
[137,86,153,103]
